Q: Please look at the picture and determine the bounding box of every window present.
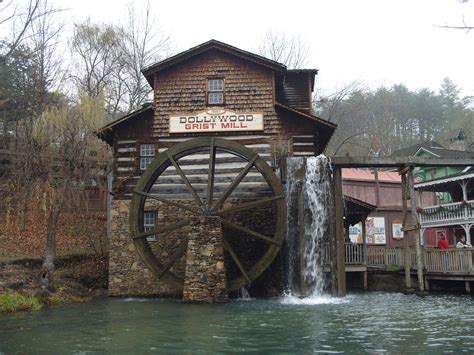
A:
[208,78,224,105]
[140,144,155,170]
[144,211,156,241]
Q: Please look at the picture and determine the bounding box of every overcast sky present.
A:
[40,0,474,97]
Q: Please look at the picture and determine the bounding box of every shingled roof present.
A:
[142,39,287,86]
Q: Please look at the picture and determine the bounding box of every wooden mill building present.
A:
[98,40,336,298]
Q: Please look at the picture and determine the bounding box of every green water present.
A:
[0,292,473,354]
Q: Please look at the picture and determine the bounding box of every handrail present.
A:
[324,243,474,274]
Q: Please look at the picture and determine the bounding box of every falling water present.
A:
[285,155,331,298]
[284,157,304,295]
[237,287,251,301]
[303,155,331,296]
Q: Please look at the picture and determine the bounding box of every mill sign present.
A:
[169,109,264,133]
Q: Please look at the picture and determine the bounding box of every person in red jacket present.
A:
[437,234,449,249]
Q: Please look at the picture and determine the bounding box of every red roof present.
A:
[342,168,401,183]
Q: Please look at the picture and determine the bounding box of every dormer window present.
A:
[208,78,224,105]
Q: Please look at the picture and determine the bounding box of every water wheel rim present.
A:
[129,137,286,292]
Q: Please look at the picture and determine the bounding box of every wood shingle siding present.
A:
[153,50,279,136]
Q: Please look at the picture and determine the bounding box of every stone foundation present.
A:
[183,217,228,303]
[109,198,283,298]
[109,200,181,297]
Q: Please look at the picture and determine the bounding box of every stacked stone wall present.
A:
[109,197,284,297]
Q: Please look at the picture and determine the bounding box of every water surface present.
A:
[1,292,473,353]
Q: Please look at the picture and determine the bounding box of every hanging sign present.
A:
[392,220,404,240]
[169,110,264,133]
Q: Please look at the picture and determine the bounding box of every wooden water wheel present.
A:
[129,137,286,292]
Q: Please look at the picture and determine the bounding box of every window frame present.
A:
[139,143,156,171]
[207,78,225,106]
[143,210,157,241]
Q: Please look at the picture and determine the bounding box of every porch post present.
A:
[362,219,367,264]
[408,168,425,292]
[334,167,346,297]
[401,171,412,290]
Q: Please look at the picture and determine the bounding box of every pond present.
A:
[1,292,473,353]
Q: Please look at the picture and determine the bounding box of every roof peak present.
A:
[142,39,287,85]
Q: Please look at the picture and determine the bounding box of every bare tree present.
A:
[118,1,174,112]
[70,20,124,100]
[71,6,174,119]
[0,0,63,60]
[257,30,310,69]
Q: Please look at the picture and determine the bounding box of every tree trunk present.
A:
[40,190,64,290]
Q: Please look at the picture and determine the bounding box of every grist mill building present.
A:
[98,39,336,300]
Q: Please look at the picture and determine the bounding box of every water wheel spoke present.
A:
[221,219,281,246]
[157,241,188,278]
[132,218,192,239]
[133,191,196,213]
[206,138,216,206]
[166,151,203,206]
[214,154,258,208]
[219,195,284,215]
[222,238,251,284]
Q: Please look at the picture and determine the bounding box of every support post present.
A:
[466,281,471,294]
[329,178,338,297]
[401,172,412,290]
[408,168,425,293]
[334,167,346,297]
[362,219,367,265]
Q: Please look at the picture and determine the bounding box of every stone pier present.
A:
[182,216,228,303]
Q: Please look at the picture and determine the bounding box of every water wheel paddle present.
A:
[129,137,286,292]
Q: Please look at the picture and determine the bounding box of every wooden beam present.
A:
[222,238,251,284]
[334,167,346,297]
[401,173,412,290]
[221,219,281,246]
[133,191,196,213]
[166,151,203,206]
[408,168,425,292]
[132,219,192,239]
[331,156,474,168]
[218,195,284,215]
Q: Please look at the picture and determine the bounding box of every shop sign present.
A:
[169,109,264,133]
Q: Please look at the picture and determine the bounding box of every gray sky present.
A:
[38,0,474,97]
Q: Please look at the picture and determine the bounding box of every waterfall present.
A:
[285,155,331,298]
[284,158,304,295]
[303,156,331,296]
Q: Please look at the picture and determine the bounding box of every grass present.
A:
[0,291,42,313]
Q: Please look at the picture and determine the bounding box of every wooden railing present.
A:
[325,243,474,274]
[344,243,364,264]
[419,200,474,226]
[423,249,473,273]
[365,246,417,268]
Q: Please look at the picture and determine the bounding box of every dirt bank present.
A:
[0,254,108,312]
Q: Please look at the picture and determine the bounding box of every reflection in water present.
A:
[1,292,474,353]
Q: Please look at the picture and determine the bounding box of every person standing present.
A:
[456,235,472,248]
[437,234,449,249]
